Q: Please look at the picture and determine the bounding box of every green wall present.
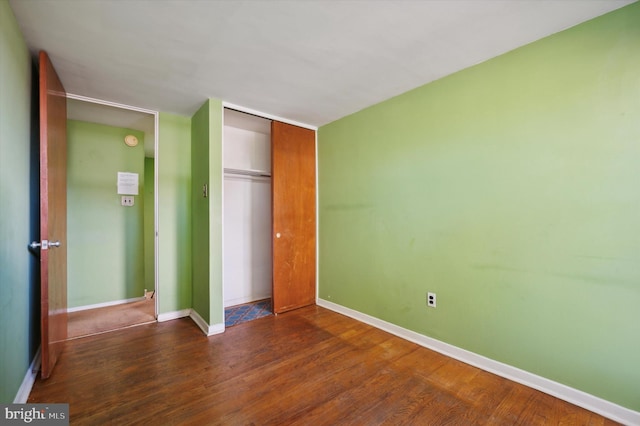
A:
[190,99,224,326]
[191,101,211,321]
[208,100,224,326]
[318,4,640,411]
[0,0,38,403]
[158,113,192,314]
[67,120,146,307]
[144,157,155,292]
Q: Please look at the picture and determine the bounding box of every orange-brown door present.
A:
[271,121,316,314]
[39,51,68,379]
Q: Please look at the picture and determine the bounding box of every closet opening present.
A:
[223,108,274,327]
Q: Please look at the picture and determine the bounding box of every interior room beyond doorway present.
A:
[65,97,157,338]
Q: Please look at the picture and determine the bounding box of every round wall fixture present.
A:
[124,135,138,147]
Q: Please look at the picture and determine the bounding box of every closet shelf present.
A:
[224,167,271,178]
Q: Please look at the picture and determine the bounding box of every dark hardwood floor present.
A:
[28,305,617,425]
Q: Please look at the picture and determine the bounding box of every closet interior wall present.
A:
[223,109,273,307]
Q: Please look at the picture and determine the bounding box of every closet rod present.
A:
[224,167,271,178]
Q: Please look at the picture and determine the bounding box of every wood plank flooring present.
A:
[67,299,155,339]
[28,305,618,425]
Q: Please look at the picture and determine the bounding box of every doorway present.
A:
[65,96,158,338]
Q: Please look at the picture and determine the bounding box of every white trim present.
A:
[13,347,41,403]
[157,309,191,322]
[223,295,271,308]
[67,297,145,313]
[223,102,317,131]
[153,109,159,321]
[317,299,640,426]
[156,309,225,336]
[66,93,157,115]
[190,309,225,336]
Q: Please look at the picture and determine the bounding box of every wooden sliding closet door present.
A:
[271,122,316,314]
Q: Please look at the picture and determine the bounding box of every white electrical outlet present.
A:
[121,196,134,206]
[427,292,436,308]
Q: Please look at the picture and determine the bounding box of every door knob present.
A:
[28,240,61,250]
[276,233,281,238]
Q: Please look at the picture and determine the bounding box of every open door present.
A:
[38,51,68,379]
[271,121,316,314]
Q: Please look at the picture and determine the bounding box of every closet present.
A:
[223,109,273,307]
[223,108,317,314]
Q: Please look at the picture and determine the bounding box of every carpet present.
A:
[225,299,272,327]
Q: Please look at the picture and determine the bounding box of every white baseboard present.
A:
[190,309,225,336]
[14,346,41,403]
[67,296,145,313]
[157,308,224,336]
[317,299,640,426]
[157,308,191,322]
[224,294,271,308]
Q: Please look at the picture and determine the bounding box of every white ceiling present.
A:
[9,0,635,127]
